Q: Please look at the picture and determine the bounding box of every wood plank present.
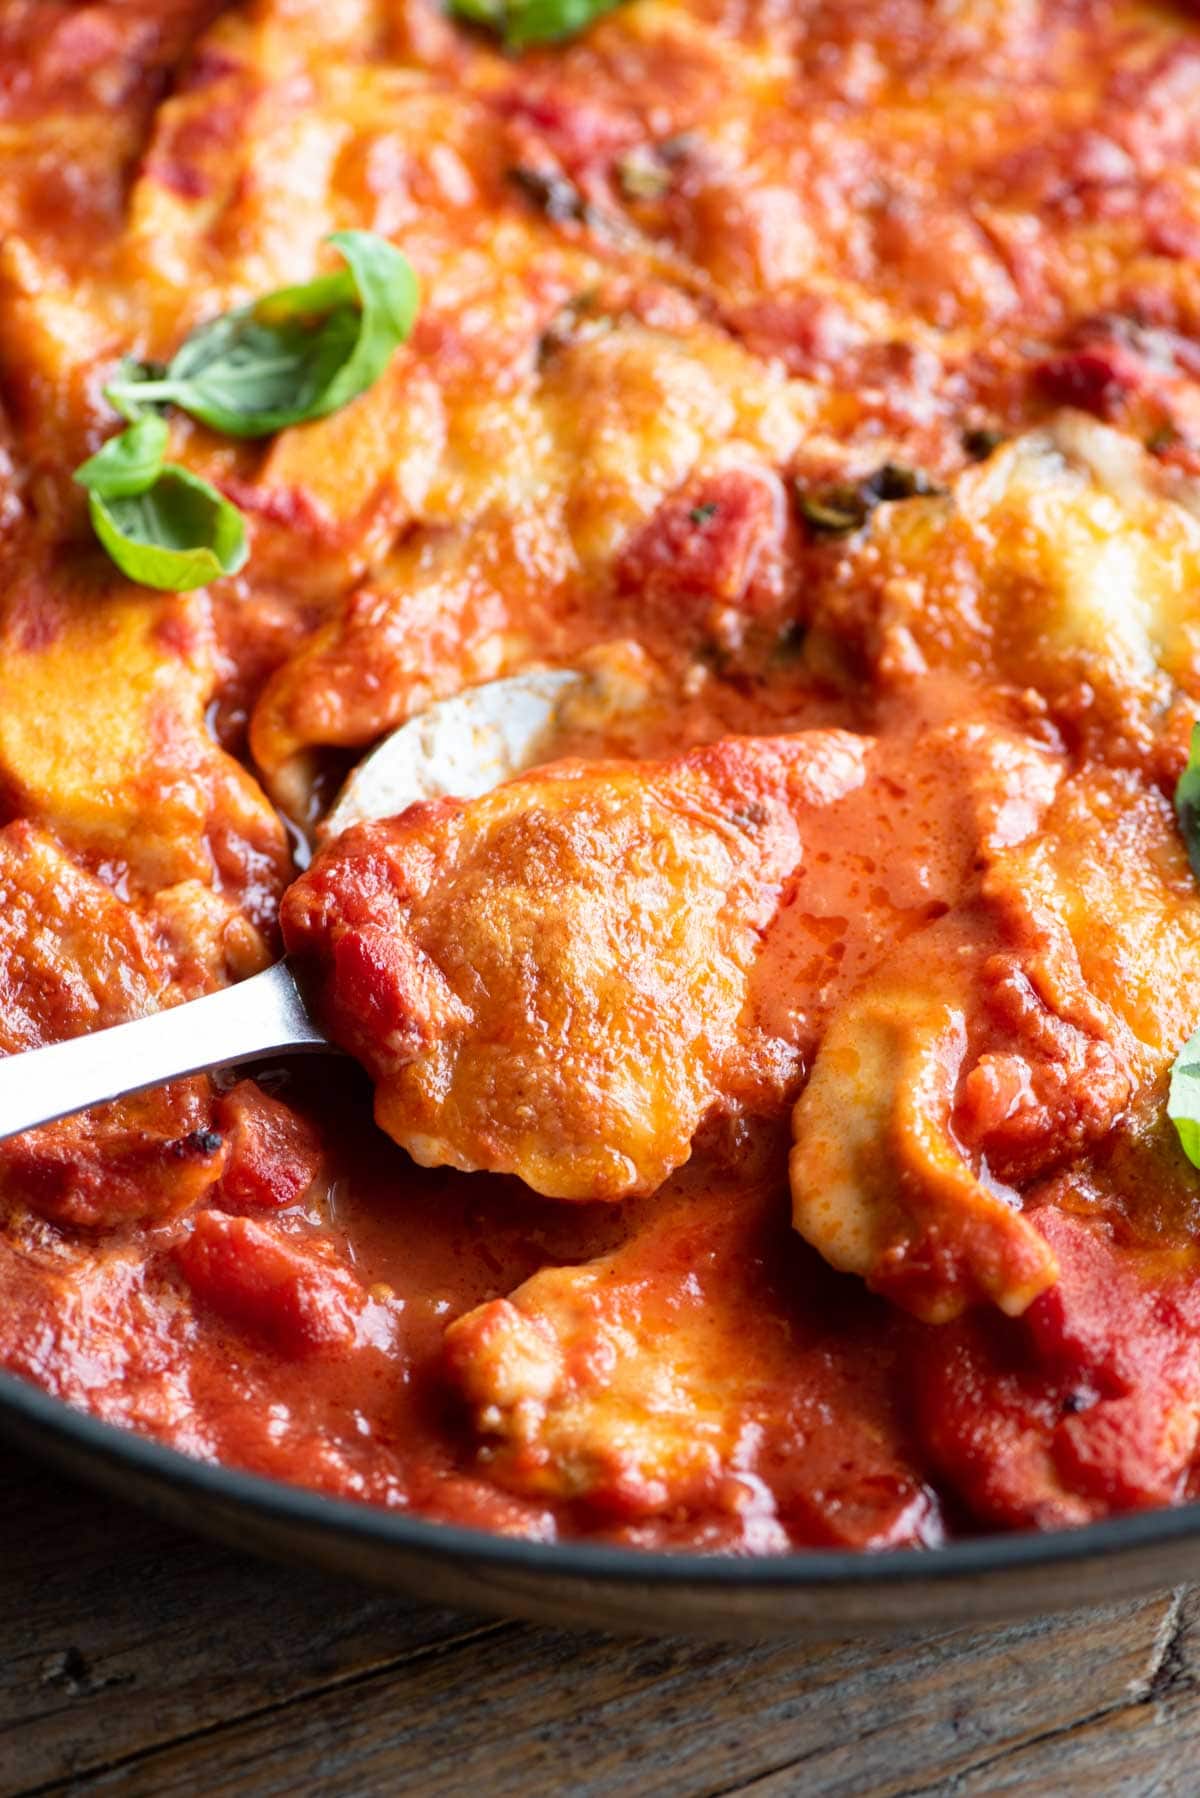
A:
[926,1586,1200,1797]
[0,1457,508,1797]
[940,1704,1200,1798]
[31,1590,1184,1798]
[716,1589,1200,1797]
[6,1449,1200,1798]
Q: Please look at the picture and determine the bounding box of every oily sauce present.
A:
[3,0,1200,1550]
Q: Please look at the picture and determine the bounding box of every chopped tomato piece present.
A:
[615,466,789,630]
[1034,341,1147,418]
[914,1213,1200,1526]
[215,1080,323,1211]
[175,1213,363,1358]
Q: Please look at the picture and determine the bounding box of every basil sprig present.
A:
[74,414,170,497]
[74,414,248,593]
[74,232,417,589]
[1176,722,1200,884]
[1168,723,1200,1166]
[1169,1028,1200,1170]
[103,232,418,438]
[450,0,621,48]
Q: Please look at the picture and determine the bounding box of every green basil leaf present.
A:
[448,0,504,27]
[1170,728,1200,1169]
[103,232,418,438]
[450,0,621,47]
[795,463,946,539]
[1176,722,1200,883]
[1169,1025,1200,1169]
[73,415,169,500]
[86,463,248,592]
[254,267,356,327]
[105,357,171,424]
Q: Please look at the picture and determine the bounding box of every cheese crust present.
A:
[3,0,1200,1548]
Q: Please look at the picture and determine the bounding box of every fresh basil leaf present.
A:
[1169,729,1200,1170]
[104,232,418,438]
[449,0,503,26]
[105,356,170,424]
[85,463,248,592]
[254,267,357,327]
[1169,1026,1200,1169]
[963,426,1006,462]
[73,415,169,499]
[796,486,871,536]
[1176,722,1200,883]
[451,0,621,47]
[795,463,946,538]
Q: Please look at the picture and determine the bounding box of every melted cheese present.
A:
[2,0,1200,1549]
[0,579,287,912]
[811,419,1200,754]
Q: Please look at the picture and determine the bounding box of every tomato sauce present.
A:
[4,0,1200,1553]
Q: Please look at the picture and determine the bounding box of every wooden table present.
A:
[2,1452,1199,1797]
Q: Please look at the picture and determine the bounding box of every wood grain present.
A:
[1,1453,1198,1798]
[0,1458,504,1793]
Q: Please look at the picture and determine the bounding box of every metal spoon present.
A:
[0,668,591,1142]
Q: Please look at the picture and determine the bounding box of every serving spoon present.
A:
[0,668,592,1143]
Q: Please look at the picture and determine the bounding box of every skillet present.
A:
[4,1366,1198,1640]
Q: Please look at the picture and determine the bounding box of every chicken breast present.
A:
[282,730,869,1198]
[443,1179,940,1549]
[791,765,1200,1322]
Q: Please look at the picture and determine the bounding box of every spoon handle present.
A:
[0,961,329,1143]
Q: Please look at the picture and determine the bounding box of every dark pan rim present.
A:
[6,1366,1200,1588]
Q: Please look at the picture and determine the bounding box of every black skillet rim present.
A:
[5,1365,1200,1588]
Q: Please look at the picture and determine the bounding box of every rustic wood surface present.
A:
[2,1452,1199,1797]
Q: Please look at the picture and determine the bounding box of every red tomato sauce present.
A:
[4,0,1200,1554]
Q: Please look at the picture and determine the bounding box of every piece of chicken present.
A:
[0,567,290,926]
[790,916,1063,1325]
[443,1179,940,1549]
[803,417,1200,760]
[284,716,1077,1228]
[249,320,811,815]
[282,730,871,1199]
[791,764,1200,1322]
